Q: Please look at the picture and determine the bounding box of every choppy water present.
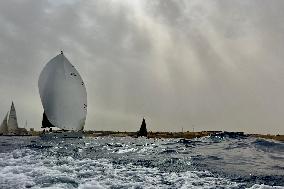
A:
[0,136,283,189]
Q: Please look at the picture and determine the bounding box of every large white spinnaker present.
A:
[38,52,87,131]
[0,112,8,134]
[7,102,19,132]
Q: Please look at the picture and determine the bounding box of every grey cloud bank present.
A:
[0,0,284,134]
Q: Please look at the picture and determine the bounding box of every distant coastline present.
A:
[25,130,284,141]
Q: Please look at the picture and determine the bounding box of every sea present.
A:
[0,136,283,189]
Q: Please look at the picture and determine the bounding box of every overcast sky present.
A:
[0,0,284,134]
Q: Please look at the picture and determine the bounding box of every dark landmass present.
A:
[25,130,284,141]
[84,130,284,142]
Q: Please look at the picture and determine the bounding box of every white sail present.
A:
[7,102,19,132]
[0,112,8,134]
[38,52,87,131]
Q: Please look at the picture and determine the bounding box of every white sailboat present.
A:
[0,112,9,135]
[0,102,20,135]
[7,102,19,133]
[38,51,87,138]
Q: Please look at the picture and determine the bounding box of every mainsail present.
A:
[7,102,19,133]
[0,112,8,134]
[38,52,87,131]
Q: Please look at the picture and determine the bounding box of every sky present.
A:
[0,0,284,134]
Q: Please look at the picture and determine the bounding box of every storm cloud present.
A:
[0,0,284,134]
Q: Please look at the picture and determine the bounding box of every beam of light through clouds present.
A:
[0,0,284,134]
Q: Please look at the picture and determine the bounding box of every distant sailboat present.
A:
[7,102,19,133]
[0,102,20,135]
[38,51,87,138]
[0,112,9,135]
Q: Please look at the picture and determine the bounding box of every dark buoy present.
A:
[61,50,63,54]
[137,118,148,137]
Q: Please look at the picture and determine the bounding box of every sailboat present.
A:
[0,112,8,135]
[0,102,20,135]
[38,51,87,138]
